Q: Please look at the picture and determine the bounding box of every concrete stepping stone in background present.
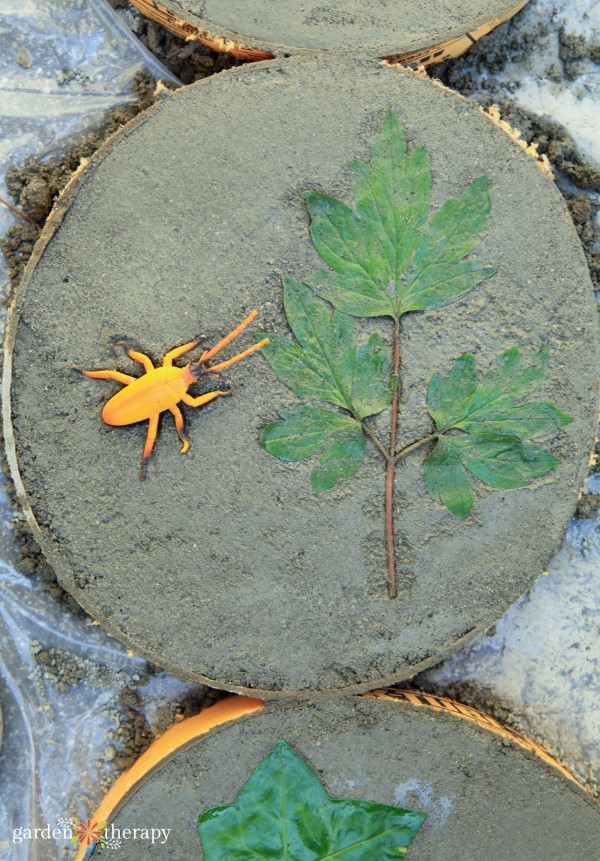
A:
[127,0,530,65]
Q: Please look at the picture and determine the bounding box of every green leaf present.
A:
[455,434,561,489]
[424,434,560,518]
[259,277,392,420]
[397,177,495,314]
[198,739,427,861]
[423,436,474,518]
[261,406,365,494]
[427,347,573,438]
[305,109,494,319]
[424,347,572,516]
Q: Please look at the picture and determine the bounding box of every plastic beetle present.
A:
[80,310,268,479]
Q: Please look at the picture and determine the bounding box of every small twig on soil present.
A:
[0,196,33,225]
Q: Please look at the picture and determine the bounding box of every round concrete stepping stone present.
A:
[129,0,530,64]
[4,54,598,697]
[79,692,600,860]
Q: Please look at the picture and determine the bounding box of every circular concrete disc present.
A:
[93,695,600,860]
[129,0,529,61]
[4,55,598,697]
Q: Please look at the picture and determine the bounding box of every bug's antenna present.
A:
[199,310,258,363]
[209,338,269,372]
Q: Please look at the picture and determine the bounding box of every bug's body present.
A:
[80,310,268,479]
[102,365,192,426]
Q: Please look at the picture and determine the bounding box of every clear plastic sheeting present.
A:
[0,0,178,292]
[422,514,600,795]
[0,556,144,861]
[0,490,208,861]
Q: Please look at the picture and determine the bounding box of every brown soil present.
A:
[1,74,160,296]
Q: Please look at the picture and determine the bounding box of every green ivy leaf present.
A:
[198,740,426,860]
[259,277,392,420]
[305,109,495,319]
[261,406,365,494]
[424,347,573,516]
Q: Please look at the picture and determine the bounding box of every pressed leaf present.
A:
[424,347,572,516]
[427,347,573,438]
[426,353,478,431]
[259,277,392,420]
[261,406,365,494]
[424,434,561,518]
[306,269,395,318]
[305,109,494,319]
[456,434,561,489]
[198,739,426,861]
[423,436,474,518]
[397,177,495,314]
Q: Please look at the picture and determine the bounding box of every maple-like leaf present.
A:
[304,109,495,319]
[258,277,395,492]
[198,739,426,860]
[258,278,394,492]
[259,276,392,421]
[261,405,365,494]
[423,346,572,517]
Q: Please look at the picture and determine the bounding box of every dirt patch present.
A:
[5,55,598,697]
[108,0,249,83]
[0,73,160,296]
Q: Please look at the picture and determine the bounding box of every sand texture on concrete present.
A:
[165,0,528,55]
[5,55,598,696]
[94,696,600,859]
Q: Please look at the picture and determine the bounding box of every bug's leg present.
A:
[180,389,231,408]
[199,310,257,363]
[140,414,159,481]
[163,337,204,367]
[169,405,189,453]
[78,370,136,385]
[126,349,155,373]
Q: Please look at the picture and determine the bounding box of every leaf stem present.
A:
[386,317,402,599]
[394,432,438,461]
[359,420,392,464]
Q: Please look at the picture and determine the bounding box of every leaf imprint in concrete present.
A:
[259,110,572,598]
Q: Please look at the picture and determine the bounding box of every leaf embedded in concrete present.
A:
[424,347,573,517]
[305,109,495,319]
[260,276,392,421]
[261,406,365,494]
[257,109,571,595]
[198,739,427,860]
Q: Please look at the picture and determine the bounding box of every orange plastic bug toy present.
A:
[80,309,268,479]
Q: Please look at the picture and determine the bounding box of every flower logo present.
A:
[70,818,108,848]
